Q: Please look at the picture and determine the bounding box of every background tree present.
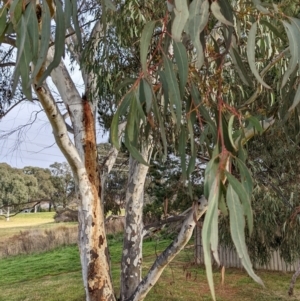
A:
[23,166,56,201]
[49,162,75,209]
[0,163,38,218]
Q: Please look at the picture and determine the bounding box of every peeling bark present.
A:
[126,196,208,301]
[120,144,152,301]
[37,52,116,300]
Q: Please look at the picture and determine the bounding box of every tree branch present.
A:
[126,196,208,301]
[33,83,83,177]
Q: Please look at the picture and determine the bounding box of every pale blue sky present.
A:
[0,60,108,169]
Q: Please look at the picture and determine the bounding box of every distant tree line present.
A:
[0,162,75,215]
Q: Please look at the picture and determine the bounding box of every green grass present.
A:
[0,237,299,301]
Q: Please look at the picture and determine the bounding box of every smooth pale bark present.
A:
[120,144,152,301]
[288,263,300,296]
[34,74,115,300]
[126,196,208,301]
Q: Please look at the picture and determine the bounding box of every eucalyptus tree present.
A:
[49,162,75,208]
[23,166,56,200]
[0,163,38,217]
[1,1,300,301]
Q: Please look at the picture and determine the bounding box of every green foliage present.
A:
[49,162,75,208]
[2,0,300,299]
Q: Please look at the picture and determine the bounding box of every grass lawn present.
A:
[0,237,299,301]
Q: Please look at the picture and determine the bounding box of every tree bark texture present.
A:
[288,263,300,296]
[36,51,116,300]
[120,145,152,301]
[126,196,208,301]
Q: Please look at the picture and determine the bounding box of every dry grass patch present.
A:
[0,226,78,258]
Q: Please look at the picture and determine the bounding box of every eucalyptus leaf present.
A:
[172,0,189,42]
[163,56,182,129]
[174,42,188,98]
[142,79,153,113]
[31,2,51,82]
[228,115,237,151]
[202,175,220,301]
[124,133,149,166]
[227,185,264,286]
[281,21,298,88]
[37,0,66,86]
[225,171,253,233]
[247,22,271,89]
[247,116,263,134]
[0,6,7,37]
[188,0,209,69]
[140,21,156,73]
[230,46,253,87]
[25,2,39,64]
[211,0,233,26]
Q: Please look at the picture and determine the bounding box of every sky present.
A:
[0,60,109,169]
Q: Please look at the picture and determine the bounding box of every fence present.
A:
[194,226,300,272]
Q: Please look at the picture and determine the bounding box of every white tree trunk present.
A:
[126,196,208,301]
[34,78,115,301]
[120,144,152,301]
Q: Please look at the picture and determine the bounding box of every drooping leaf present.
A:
[135,83,146,124]
[18,16,33,100]
[281,20,299,88]
[172,0,189,42]
[225,171,253,233]
[187,0,209,69]
[179,125,187,180]
[71,0,82,47]
[10,0,22,28]
[190,83,217,139]
[204,147,219,199]
[187,152,196,178]
[110,92,132,149]
[31,2,51,82]
[247,22,271,89]
[0,6,7,37]
[210,194,220,266]
[140,21,156,73]
[126,97,138,142]
[260,20,286,41]
[202,175,220,301]
[37,0,66,86]
[288,84,300,112]
[228,115,237,151]
[174,42,188,98]
[247,116,263,134]
[230,45,253,87]
[211,0,233,27]
[64,0,72,28]
[152,92,167,161]
[158,71,169,116]
[142,79,153,113]
[218,188,228,216]
[25,2,39,64]
[163,56,182,129]
[124,132,149,166]
[227,185,264,286]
